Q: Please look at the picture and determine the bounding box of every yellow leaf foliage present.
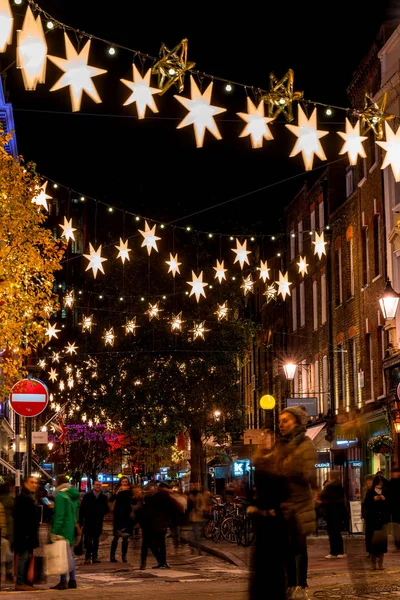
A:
[0,132,65,397]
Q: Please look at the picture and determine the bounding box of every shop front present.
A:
[306,422,331,489]
[360,408,390,479]
[331,421,361,501]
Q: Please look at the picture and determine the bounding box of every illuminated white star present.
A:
[80,315,95,333]
[64,290,74,308]
[286,106,328,171]
[237,98,274,148]
[48,368,58,383]
[83,243,107,278]
[174,75,226,148]
[0,0,13,53]
[59,216,76,242]
[124,317,140,335]
[59,380,65,391]
[232,239,251,269]
[313,232,327,259]
[213,259,227,283]
[45,323,60,340]
[258,261,270,282]
[297,256,309,276]
[52,351,60,363]
[145,301,163,321]
[32,181,52,211]
[187,271,208,302]
[65,342,78,355]
[215,301,229,321]
[115,238,131,264]
[103,327,115,346]
[48,33,107,112]
[17,4,47,90]
[139,221,161,255]
[170,312,185,332]
[190,321,210,340]
[377,121,400,182]
[37,359,46,369]
[241,275,255,295]
[264,284,277,303]
[166,253,181,277]
[67,377,74,389]
[276,271,292,300]
[121,65,161,119]
[337,118,367,166]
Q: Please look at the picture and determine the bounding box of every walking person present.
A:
[13,476,39,591]
[0,481,13,583]
[50,477,80,590]
[79,479,109,564]
[362,474,390,570]
[320,471,346,559]
[388,467,400,549]
[110,477,133,563]
[187,485,206,552]
[276,407,317,600]
[362,474,374,557]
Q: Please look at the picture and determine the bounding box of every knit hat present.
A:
[281,406,308,426]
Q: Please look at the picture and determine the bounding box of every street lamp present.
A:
[379,278,400,320]
[283,362,297,380]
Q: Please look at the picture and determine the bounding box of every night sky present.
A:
[4,0,396,235]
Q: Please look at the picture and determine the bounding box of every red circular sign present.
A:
[397,382,400,401]
[9,378,49,418]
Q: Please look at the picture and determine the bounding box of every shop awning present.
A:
[306,423,325,441]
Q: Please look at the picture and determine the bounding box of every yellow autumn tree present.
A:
[0,132,65,397]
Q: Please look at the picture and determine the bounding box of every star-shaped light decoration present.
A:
[59,217,76,242]
[190,321,210,341]
[215,301,229,322]
[145,301,163,321]
[16,5,47,90]
[67,377,74,389]
[187,271,208,302]
[166,253,181,277]
[80,314,95,333]
[286,106,328,171]
[32,181,52,211]
[43,303,54,318]
[232,239,251,269]
[64,290,74,309]
[59,380,65,391]
[241,275,255,295]
[170,312,185,333]
[213,259,227,283]
[139,221,161,255]
[48,33,107,112]
[376,122,400,182]
[262,69,303,122]
[83,243,107,278]
[115,238,131,264]
[174,75,226,148]
[297,256,309,277]
[52,351,60,363]
[313,232,327,259]
[276,271,292,300]
[37,359,46,369]
[65,342,78,355]
[121,65,161,118]
[124,316,140,336]
[103,327,115,346]
[48,368,58,383]
[65,365,72,374]
[45,323,61,341]
[337,119,367,165]
[152,38,195,95]
[264,283,277,303]
[237,98,274,148]
[0,0,13,54]
[258,261,270,283]
[360,92,393,140]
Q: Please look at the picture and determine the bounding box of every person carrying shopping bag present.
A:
[50,477,80,590]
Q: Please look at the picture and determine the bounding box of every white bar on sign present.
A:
[12,393,47,403]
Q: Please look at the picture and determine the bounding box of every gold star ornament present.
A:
[115,238,131,264]
[313,232,327,259]
[190,321,210,341]
[121,65,161,119]
[241,275,255,295]
[232,239,251,269]
[48,33,107,112]
[377,122,400,182]
[276,271,292,300]
[286,106,328,171]
[145,301,163,321]
[103,327,115,346]
[139,221,161,255]
[48,368,58,383]
[32,181,52,211]
[337,119,367,166]
[175,76,226,148]
[65,342,78,355]
[262,69,303,122]
[237,98,274,148]
[215,301,229,322]
[187,271,208,302]
[59,217,76,242]
[16,5,47,90]
[297,256,309,276]
[83,243,107,278]
[152,38,195,95]
[214,260,227,283]
[360,93,393,140]
[124,316,140,336]
[64,290,74,308]
[80,315,95,333]
[45,323,61,340]
[258,261,270,282]
[166,253,181,277]
[170,312,185,332]
[0,0,13,53]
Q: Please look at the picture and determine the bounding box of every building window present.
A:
[290,228,295,260]
[310,209,315,233]
[358,155,367,183]
[299,281,305,327]
[335,247,343,306]
[366,333,374,401]
[348,337,358,407]
[322,355,329,414]
[362,226,369,287]
[319,200,325,231]
[373,213,382,278]
[314,360,320,412]
[347,238,355,298]
[346,167,355,197]
[313,280,318,330]
[321,273,327,324]
[292,287,297,332]
[337,345,344,409]
[301,360,308,395]
[298,220,303,253]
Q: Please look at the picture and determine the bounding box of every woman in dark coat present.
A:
[110,477,133,562]
[362,474,390,570]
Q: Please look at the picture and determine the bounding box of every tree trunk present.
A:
[190,427,206,489]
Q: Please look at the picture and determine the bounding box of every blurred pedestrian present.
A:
[13,476,39,591]
[79,480,109,564]
[139,482,177,569]
[131,485,143,540]
[388,467,400,549]
[319,471,346,559]
[50,476,80,590]
[276,407,317,600]
[362,474,390,570]
[0,481,14,582]
[110,477,133,563]
[188,485,206,552]
[362,474,375,557]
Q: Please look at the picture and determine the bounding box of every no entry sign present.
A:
[9,378,49,418]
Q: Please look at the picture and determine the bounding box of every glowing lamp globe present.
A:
[260,395,275,410]
[379,278,400,320]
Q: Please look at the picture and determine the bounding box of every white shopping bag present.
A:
[43,539,69,576]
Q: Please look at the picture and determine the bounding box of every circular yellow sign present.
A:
[260,394,276,410]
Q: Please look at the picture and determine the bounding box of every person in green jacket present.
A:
[50,478,80,590]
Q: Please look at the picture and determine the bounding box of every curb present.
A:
[180,535,248,568]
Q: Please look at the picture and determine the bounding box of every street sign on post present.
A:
[32,431,48,444]
[9,378,49,418]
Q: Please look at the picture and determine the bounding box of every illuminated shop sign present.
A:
[315,462,330,468]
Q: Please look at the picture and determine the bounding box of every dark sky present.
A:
[4,0,396,234]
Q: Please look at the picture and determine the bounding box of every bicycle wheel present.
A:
[239,517,255,547]
[221,516,236,544]
[203,518,215,539]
